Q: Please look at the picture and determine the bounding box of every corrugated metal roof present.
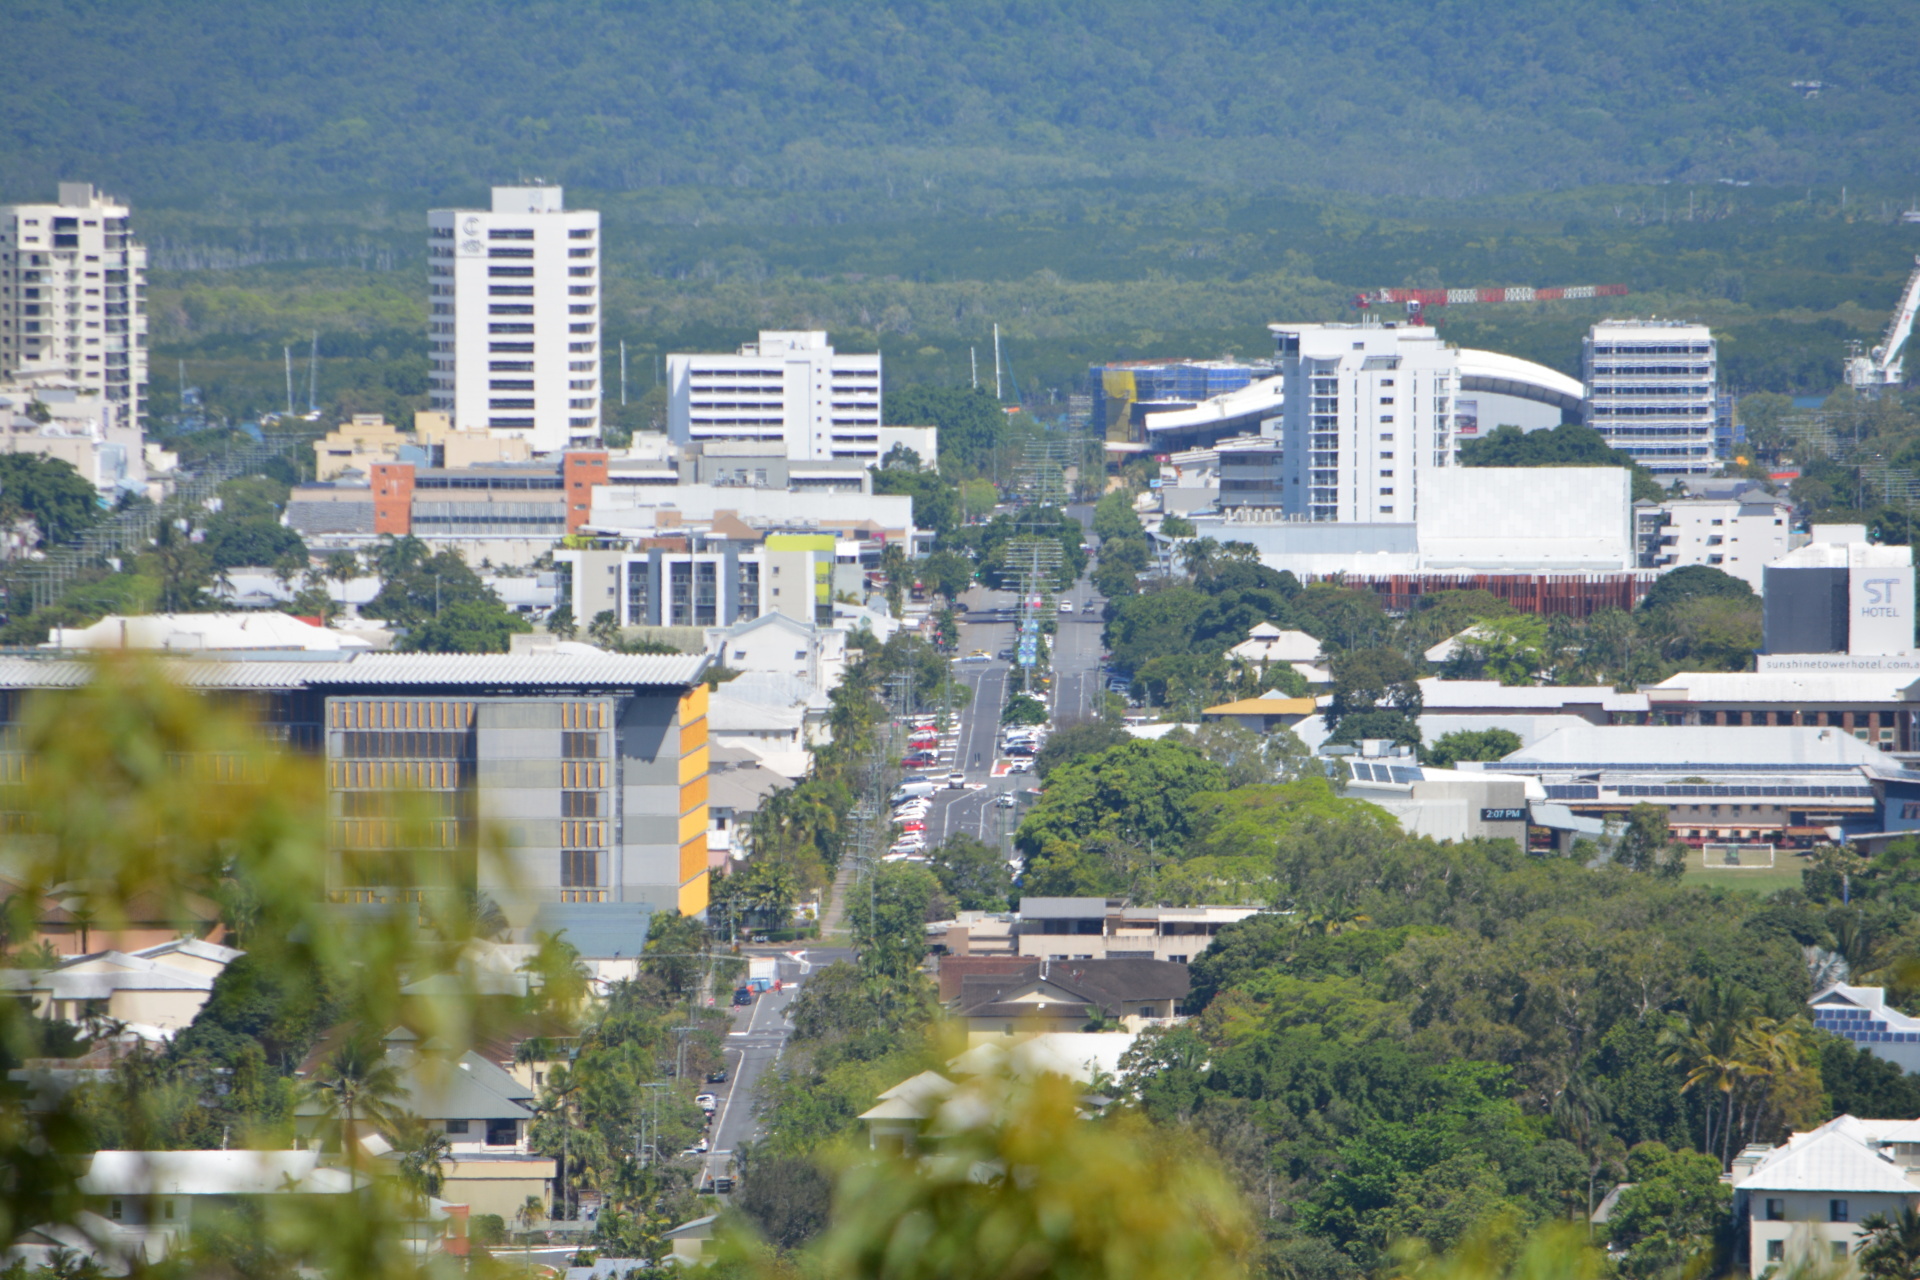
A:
[0,652,708,691]
[1645,671,1920,703]
[295,653,709,688]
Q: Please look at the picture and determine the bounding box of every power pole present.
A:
[284,347,294,417]
[993,324,1002,401]
[971,346,978,391]
[620,341,628,406]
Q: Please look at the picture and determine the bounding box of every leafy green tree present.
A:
[851,862,943,980]
[929,834,1013,912]
[1460,423,1665,502]
[918,550,975,602]
[883,386,1006,475]
[400,597,531,653]
[1423,728,1522,768]
[1002,692,1048,725]
[872,466,960,536]
[1092,490,1147,541]
[1160,514,1196,538]
[1615,803,1687,878]
[1018,739,1228,896]
[0,454,101,548]
[1326,646,1421,740]
[816,1074,1251,1280]
[1639,564,1755,614]
[1602,1143,1730,1279]
[959,477,998,520]
[641,909,711,1000]
[1035,719,1133,779]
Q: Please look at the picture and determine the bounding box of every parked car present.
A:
[1058,600,1074,614]
[706,1069,729,1084]
[696,1093,718,1112]
[732,987,754,1006]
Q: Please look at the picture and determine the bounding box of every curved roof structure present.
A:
[1142,375,1285,443]
[1455,349,1585,417]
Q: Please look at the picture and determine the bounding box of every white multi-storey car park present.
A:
[426,186,600,454]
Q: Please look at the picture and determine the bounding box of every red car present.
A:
[897,820,926,833]
[903,752,939,768]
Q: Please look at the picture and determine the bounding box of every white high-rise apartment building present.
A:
[427,186,599,454]
[0,184,148,427]
[1583,319,1716,478]
[667,331,881,463]
[1272,323,1461,523]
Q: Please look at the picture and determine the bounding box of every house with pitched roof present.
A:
[1810,983,1920,1074]
[0,937,243,1033]
[948,957,1189,1044]
[1731,1115,1920,1275]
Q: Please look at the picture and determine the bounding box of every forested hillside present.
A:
[5,1,1920,205]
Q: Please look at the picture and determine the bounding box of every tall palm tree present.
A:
[1858,1207,1920,1280]
[306,1032,405,1175]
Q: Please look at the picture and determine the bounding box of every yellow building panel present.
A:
[678,682,709,727]
[678,804,709,847]
[679,774,709,815]
[680,834,709,883]
[677,867,710,917]
[678,744,709,786]
[679,713,708,755]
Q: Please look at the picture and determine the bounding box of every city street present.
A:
[699,945,848,1192]
[924,520,1106,849]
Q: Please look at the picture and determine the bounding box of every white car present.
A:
[1009,759,1034,774]
[695,1093,718,1111]
[1058,600,1074,614]
[681,1137,710,1157]
[893,805,931,821]
[993,794,1018,809]
[947,772,967,789]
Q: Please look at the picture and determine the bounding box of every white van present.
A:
[890,781,938,802]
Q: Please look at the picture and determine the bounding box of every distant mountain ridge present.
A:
[3,0,1919,205]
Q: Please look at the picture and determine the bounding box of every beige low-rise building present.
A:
[1013,898,1260,964]
[0,938,242,1032]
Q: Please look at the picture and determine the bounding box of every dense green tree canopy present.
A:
[0,453,101,548]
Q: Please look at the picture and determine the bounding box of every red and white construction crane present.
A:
[1354,282,1630,321]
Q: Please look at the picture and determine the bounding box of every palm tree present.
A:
[1857,1206,1920,1280]
[305,1032,405,1175]
[385,1114,451,1199]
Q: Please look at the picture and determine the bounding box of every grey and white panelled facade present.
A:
[666,330,881,462]
[320,657,711,925]
[0,184,147,427]
[1273,323,1459,523]
[1583,320,1716,477]
[427,186,600,454]
[559,547,766,630]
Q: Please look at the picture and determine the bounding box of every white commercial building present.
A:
[1582,319,1717,477]
[1268,322,1585,523]
[1195,466,1635,578]
[668,330,905,463]
[426,186,600,453]
[1636,493,1793,589]
[0,184,148,430]
[1763,530,1916,663]
[0,373,153,497]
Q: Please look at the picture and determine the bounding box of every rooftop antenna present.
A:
[307,332,319,415]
